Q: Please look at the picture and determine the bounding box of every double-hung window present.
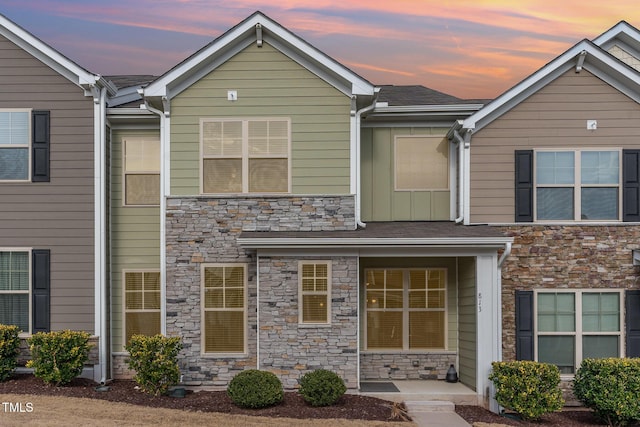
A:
[299,261,331,325]
[536,290,622,374]
[123,137,160,206]
[201,118,290,194]
[0,110,30,181]
[365,268,446,350]
[0,250,30,332]
[124,271,161,344]
[535,150,620,220]
[202,264,246,354]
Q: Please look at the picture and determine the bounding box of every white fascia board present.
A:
[374,104,484,114]
[0,15,99,88]
[238,237,512,249]
[463,41,640,133]
[143,12,374,99]
[593,21,640,49]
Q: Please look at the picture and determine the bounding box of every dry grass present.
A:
[0,394,415,427]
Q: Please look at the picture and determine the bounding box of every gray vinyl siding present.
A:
[469,69,640,223]
[0,34,95,332]
[457,257,476,390]
[110,128,161,350]
[361,127,451,221]
[170,42,352,195]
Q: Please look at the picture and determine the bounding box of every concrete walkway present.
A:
[404,401,471,427]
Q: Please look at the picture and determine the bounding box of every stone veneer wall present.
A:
[258,256,358,389]
[165,195,355,387]
[360,352,457,380]
[499,225,640,362]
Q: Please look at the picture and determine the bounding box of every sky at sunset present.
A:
[3,1,640,99]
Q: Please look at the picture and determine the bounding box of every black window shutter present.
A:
[32,249,50,333]
[31,110,50,182]
[515,290,534,360]
[623,150,640,222]
[515,150,534,222]
[626,290,640,357]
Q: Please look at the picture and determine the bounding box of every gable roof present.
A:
[593,20,640,55]
[462,36,640,132]
[143,11,375,102]
[377,85,464,106]
[0,13,114,94]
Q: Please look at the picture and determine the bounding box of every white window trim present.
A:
[122,269,161,347]
[533,148,622,222]
[199,117,292,195]
[122,136,160,207]
[0,248,32,336]
[364,268,448,351]
[298,260,332,326]
[394,135,450,192]
[200,263,248,357]
[533,289,625,377]
[0,109,32,183]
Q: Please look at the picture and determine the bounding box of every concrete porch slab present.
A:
[357,380,479,406]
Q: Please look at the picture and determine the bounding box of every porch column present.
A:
[476,254,501,412]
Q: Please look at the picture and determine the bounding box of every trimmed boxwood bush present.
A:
[227,370,284,409]
[125,334,182,396]
[298,369,346,407]
[489,361,564,421]
[573,358,640,427]
[0,324,20,381]
[27,330,92,386]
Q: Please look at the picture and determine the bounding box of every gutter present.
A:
[353,90,379,229]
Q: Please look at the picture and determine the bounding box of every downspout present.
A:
[452,129,465,223]
[353,90,379,228]
[92,84,108,385]
[143,99,168,335]
[256,255,260,371]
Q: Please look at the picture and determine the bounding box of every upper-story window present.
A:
[200,118,290,194]
[123,137,160,206]
[535,150,620,221]
[395,136,449,191]
[0,110,30,181]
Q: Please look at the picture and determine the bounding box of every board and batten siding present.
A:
[361,127,451,221]
[469,69,640,224]
[110,128,161,350]
[169,42,352,195]
[0,34,95,331]
[457,257,477,391]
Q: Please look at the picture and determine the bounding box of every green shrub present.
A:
[573,358,640,427]
[298,369,346,407]
[489,361,564,421]
[125,334,182,396]
[0,325,20,381]
[26,330,92,386]
[227,370,284,409]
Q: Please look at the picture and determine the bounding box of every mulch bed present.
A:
[0,374,408,422]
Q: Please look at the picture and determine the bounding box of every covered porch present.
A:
[358,379,477,405]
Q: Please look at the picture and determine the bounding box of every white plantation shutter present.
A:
[202,118,289,193]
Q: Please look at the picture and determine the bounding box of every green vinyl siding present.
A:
[110,128,161,350]
[361,127,451,221]
[170,42,351,195]
[457,257,477,390]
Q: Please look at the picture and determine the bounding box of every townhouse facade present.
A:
[1,11,640,410]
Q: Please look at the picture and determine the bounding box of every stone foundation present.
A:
[112,352,135,379]
[360,352,457,380]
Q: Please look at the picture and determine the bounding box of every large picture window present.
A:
[0,251,30,332]
[395,136,449,191]
[365,268,446,350]
[535,150,620,221]
[0,110,30,181]
[123,137,160,206]
[124,271,161,344]
[201,118,289,194]
[202,264,246,354]
[299,261,331,324]
[536,290,622,374]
